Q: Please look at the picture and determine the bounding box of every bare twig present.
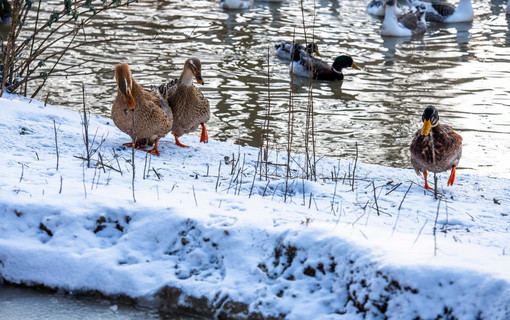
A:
[398,183,413,210]
[53,119,59,171]
[81,83,90,168]
[433,198,442,256]
[372,181,380,216]
[352,142,358,191]
[192,185,198,207]
[412,219,428,246]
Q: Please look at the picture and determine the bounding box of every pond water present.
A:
[21,0,510,178]
[0,283,199,320]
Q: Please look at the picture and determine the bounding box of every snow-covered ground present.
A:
[1,94,509,319]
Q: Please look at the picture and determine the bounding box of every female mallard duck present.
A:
[290,49,360,81]
[410,106,463,190]
[412,0,473,22]
[157,58,210,148]
[111,63,173,156]
[219,0,253,9]
[381,0,427,36]
[367,0,403,17]
[275,40,321,60]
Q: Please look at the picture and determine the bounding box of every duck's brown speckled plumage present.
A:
[111,63,173,147]
[410,123,463,174]
[410,106,462,189]
[158,58,210,141]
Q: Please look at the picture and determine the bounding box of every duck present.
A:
[219,0,253,9]
[411,0,473,22]
[0,0,11,24]
[156,58,210,148]
[289,49,360,81]
[381,0,427,36]
[410,105,463,190]
[367,0,404,17]
[111,63,173,156]
[275,40,321,60]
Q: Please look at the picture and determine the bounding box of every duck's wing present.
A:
[431,2,455,16]
[398,11,418,30]
[152,78,178,115]
[301,55,342,80]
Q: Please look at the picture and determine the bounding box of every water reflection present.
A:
[17,0,510,178]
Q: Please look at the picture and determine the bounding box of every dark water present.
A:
[0,284,199,320]
[19,0,510,178]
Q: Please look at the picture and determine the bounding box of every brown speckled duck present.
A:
[111,63,173,156]
[157,58,210,148]
[410,106,463,190]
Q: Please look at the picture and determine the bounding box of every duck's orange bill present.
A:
[351,62,361,70]
[195,75,204,85]
[126,92,136,109]
[421,119,432,136]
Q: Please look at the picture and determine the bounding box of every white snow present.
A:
[1,94,510,319]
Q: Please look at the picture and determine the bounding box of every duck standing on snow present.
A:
[111,63,173,156]
[367,0,404,17]
[410,105,463,190]
[381,0,427,36]
[275,40,321,60]
[412,0,473,22]
[290,49,360,81]
[157,58,210,148]
[219,0,253,9]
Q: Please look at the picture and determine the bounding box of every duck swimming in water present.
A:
[289,49,360,81]
[275,40,321,60]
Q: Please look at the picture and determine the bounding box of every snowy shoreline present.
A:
[1,94,509,319]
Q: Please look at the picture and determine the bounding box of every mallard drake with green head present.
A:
[157,58,210,148]
[410,105,463,190]
[111,63,173,156]
[290,49,360,81]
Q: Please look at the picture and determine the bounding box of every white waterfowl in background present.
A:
[381,0,427,36]
[219,0,253,9]
[412,0,473,22]
[367,0,404,17]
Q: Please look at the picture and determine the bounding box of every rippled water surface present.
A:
[25,0,510,178]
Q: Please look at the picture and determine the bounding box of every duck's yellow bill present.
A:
[351,62,361,70]
[126,92,136,109]
[315,49,321,57]
[195,75,204,85]
[421,119,432,136]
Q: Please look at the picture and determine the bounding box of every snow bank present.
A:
[1,94,509,319]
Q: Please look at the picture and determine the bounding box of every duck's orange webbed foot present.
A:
[423,171,433,190]
[123,142,146,151]
[200,123,208,143]
[146,137,161,157]
[174,134,190,148]
[447,165,457,186]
